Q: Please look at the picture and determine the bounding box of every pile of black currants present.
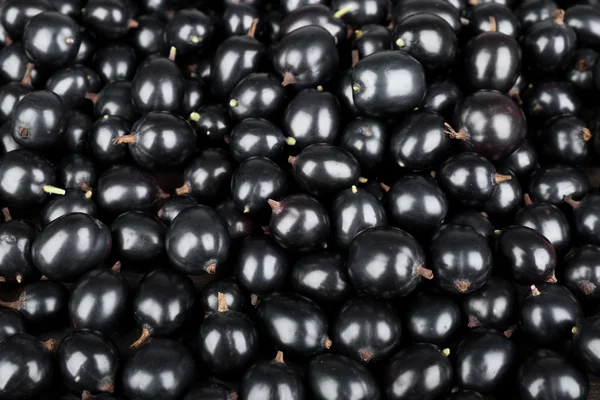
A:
[1,0,600,399]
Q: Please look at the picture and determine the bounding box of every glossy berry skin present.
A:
[482,169,522,217]
[32,213,111,282]
[89,116,130,166]
[498,226,557,284]
[540,116,592,165]
[464,33,521,93]
[518,353,589,400]
[515,0,558,32]
[165,8,214,55]
[0,0,53,39]
[228,73,286,121]
[127,15,167,56]
[1,280,68,325]
[469,3,520,38]
[515,200,571,255]
[290,252,351,307]
[133,268,195,346]
[96,165,166,216]
[91,82,139,123]
[82,0,137,40]
[111,211,166,265]
[198,278,247,316]
[307,353,380,400]
[456,330,516,394]
[180,80,209,118]
[57,154,97,193]
[528,165,589,204]
[283,90,341,150]
[331,186,387,250]
[385,344,452,400]
[565,5,600,50]
[41,190,98,226]
[0,219,37,283]
[57,330,119,395]
[391,111,451,171]
[178,148,233,204]
[421,80,462,119]
[0,149,59,207]
[567,194,600,245]
[197,297,258,375]
[291,144,362,197]
[438,152,509,206]
[565,49,598,93]
[183,383,236,400]
[272,25,338,89]
[463,278,516,331]
[524,81,581,121]
[348,227,429,298]
[339,117,387,170]
[69,267,128,334]
[352,51,426,118]
[211,30,266,100]
[121,112,196,170]
[392,14,457,73]
[216,199,254,241]
[236,236,288,300]
[166,205,231,275]
[231,157,287,214]
[240,355,304,400]
[258,292,329,356]
[355,24,390,58]
[0,80,32,125]
[92,44,137,85]
[0,334,53,399]
[157,196,196,226]
[385,175,448,239]
[405,292,461,346]
[431,225,492,294]
[563,245,600,299]
[520,283,584,347]
[573,316,600,375]
[132,55,184,114]
[451,91,527,161]
[446,391,485,400]
[392,0,461,33]
[335,71,360,116]
[523,12,577,75]
[448,206,494,241]
[0,123,22,155]
[268,194,330,252]
[0,308,25,341]
[10,90,65,150]
[23,11,80,68]
[333,297,402,363]
[229,118,287,162]
[61,111,91,155]
[279,5,346,45]
[123,339,197,400]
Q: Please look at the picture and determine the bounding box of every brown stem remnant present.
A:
[217,292,229,312]
[111,261,121,273]
[98,382,115,393]
[489,16,497,32]
[281,72,296,87]
[168,46,177,61]
[21,63,34,87]
[2,208,11,222]
[579,281,596,295]
[575,59,589,72]
[84,92,98,104]
[380,183,391,192]
[583,127,592,142]
[546,272,557,283]
[416,264,434,280]
[288,156,297,166]
[443,123,468,140]
[112,135,136,145]
[563,195,581,209]
[43,338,56,352]
[455,280,470,293]
[130,328,151,349]
[553,9,565,25]
[247,19,259,38]
[325,337,332,349]
[267,199,281,215]
[351,49,359,68]
[206,263,217,274]
[128,19,139,29]
[274,351,284,363]
[468,315,480,328]
[175,184,191,196]
[531,285,541,296]
[494,174,512,184]
[523,193,533,205]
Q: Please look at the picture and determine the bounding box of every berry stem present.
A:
[217,292,229,312]
[130,327,151,349]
